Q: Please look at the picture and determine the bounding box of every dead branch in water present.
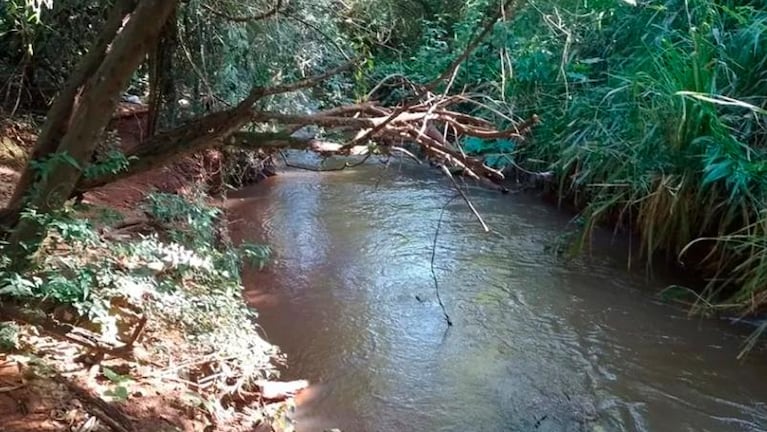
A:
[432,194,460,327]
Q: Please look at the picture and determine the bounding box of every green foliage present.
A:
[84,150,136,180]
[508,0,767,317]
[1,0,111,111]
[143,192,220,246]
[368,0,767,324]
[0,322,21,351]
[0,0,53,56]
[101,366,133,402]
[0,192,270,347]
[2,0,361,115]
[29,151,80,180]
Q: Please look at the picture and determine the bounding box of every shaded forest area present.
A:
[0,0,766,430]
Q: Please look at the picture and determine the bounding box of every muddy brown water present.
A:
[227,156,767,432]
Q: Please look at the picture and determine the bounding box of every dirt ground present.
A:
[0,336,216,432]
[0,108,291,432]
[0,104,223,210]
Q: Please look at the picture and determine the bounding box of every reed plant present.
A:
[372,0,767,324]
[513,0,767,319]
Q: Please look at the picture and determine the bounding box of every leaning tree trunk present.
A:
[146,5,178,137]
[6,0,138,215]
[7,0,178,267]
[76,88,265,192]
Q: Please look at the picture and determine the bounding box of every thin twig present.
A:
[425,0,516,91]
[259,60,358,98]
[390,146,422,164]
[432,195,458,327]
[202,0,282,23]
[441,165,490,232]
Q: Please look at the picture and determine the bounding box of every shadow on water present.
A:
[227,156,767,432]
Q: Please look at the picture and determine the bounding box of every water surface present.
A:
[228,157,767,432]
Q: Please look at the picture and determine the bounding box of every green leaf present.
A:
[702,161,732,186]
[102,367,126,383]
[104,385,130,401]
[461,136,487,153]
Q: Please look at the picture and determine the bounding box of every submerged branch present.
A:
[432,195,459,327]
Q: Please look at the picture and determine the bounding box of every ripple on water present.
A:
[232,162,767,432]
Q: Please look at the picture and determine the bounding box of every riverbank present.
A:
[503,165,767,330]
[0,115,302,432]
[362,0,767,329]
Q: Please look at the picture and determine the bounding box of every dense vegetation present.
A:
[1,0,767,428]
[0,1,531,429]
[356,0,767,324]
[1,0,767,420]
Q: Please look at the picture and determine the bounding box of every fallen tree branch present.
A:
[57,55,539,244]
[77,97,535,195]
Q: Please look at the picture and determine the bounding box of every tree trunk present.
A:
[77,88,267,191]
[146,5,178,136]
[6,0,138,213]
[7,0,178,267]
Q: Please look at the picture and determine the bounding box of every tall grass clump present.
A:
[367,0,767,324]
[515,0,767,317]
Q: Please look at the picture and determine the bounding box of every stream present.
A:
[227,155,767,432]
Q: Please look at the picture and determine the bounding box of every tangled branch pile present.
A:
[251,88,539,185]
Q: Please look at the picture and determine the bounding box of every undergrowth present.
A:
[0,189,281,418]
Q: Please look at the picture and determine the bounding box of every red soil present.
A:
[0,105,238,432]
